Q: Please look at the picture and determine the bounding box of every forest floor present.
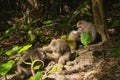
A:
[0,24,120,80]
[0,1,120,79]
[41,28,120,80]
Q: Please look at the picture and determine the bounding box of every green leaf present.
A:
[32,18,40,24]
[18,44,32,53]
[29,33,35,42]
[111,20,120,27]
[61,35,67,39]
[35,71,43,80]
[34,65,41,70]
[43,20,55,25]
[6,46,21,56]
[4,28,13,37]
[23,24,31,31]
[0,28,13,40]
[109,48,120,57]
[29,76,35,80]
[0,49,5,55]
[80,32,92,46]
[28,71,43,80]
[0,60,14,76]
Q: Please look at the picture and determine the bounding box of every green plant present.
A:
[5,44,32,56]
[60,35,67,40]
[29,71,43,80]
[0,49,6,55]
[80,32,92,47]
[0,60,14,78]
[0,28,13,40]
[107,19,120,28]
[22,24,32,31]
[109,48,120,58]
[28,31,36,42]
[18,44,32,53]
[6,46,21,55]
[43,20,55,25]
[24,59,44,80]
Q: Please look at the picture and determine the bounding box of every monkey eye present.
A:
[78,25,82,28]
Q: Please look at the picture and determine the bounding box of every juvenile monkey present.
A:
[43,39,71,65]
[16,48,46,77]
[77,20,97,43]
[21,48,46,61]
[67,30,80,52]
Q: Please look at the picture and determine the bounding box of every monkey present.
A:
[43,39,71,65]
[67,30,80,53]
[77,20,97,43]
[11,48,47,79]
[20,48,47,63]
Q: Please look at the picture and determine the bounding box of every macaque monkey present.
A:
[16,48,46,77]
[21,48,46,61]
[67,30,80,53]
[43,39,71,65]
[77,20,97,43]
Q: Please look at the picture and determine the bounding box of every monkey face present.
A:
[77,20,85,32]
[77,20,87,33]
[49,39,58,52]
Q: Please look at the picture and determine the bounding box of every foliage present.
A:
[36,30,50,43]
[0,28,13,40]
[0,49,6,55]
[112,3,120,8]
[18,44,32,53]
[43,20,55,25]
[6,44,32,56]
[80,32,92,46]
[6,46,21,55]
[0,60,14,77]
[31,18,41,25]
[29,76,35,80]
[79,2,91,16]
[69,1,92,23]
[61,35,67,40]
[28,31,35,42]
[22,24,32,31]
[107,19,120,28]
[35,71,43,80]
[109,48,120,58]
[31,60,44,70]
[55,22,76,35]
[29,33,35,42]
[29,71,43,80]
[20,55,44,80]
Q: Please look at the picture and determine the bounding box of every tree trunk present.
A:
[92,0,109,44]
